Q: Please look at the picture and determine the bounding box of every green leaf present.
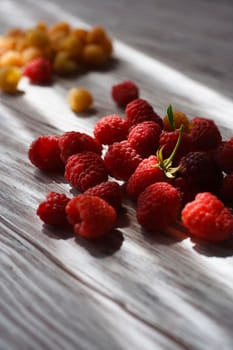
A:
[167,104,175,130]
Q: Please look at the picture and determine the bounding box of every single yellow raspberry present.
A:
[0,50,23,67]
[21,47,43,64]
[53,51,80,76]
[163,111,191,132]
[0,66,22,93]
[26,29,50,48]
[82,44,108,67]
[86,26,107,45]
[59,34,83,60]
[67,87,93,112]
[72,28,88,45]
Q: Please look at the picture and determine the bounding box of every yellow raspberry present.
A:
[26,29,50,48]
[86,26,107,45]
[21,47,43,64]
[59,34,83,60]
[0,66,22,93]
[82,44,108,67]
[53,51,81,76]
[67,87,93,112]
[0,50,23,67]
[72,28,88,45]
[49,22,71,36]
[101,37,113,57]
[163,111,192,132]
[35,21,48,33]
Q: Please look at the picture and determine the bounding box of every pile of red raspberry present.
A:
[30,82,233,242]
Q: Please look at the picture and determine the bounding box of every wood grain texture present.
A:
[1,1,233,349]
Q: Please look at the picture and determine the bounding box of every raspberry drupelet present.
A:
[182,192,233,241]
[65,194,116,239]
[37,192,70,226]
[65,151,108,191]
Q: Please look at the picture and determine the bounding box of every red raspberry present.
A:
[128,121,161,158]
[23,57,53,84]
[190,117,222,151]
[126,155,166,201]
[111,80,139,107]
[93,114,128,145]
[159,130,192,165]
[178,151,223,193]
[218,173,233,204]
[104,141,142,181]
[65,194,116,239]
[136,182,181,232]
[182,192,233,241]
[58,131,102,163]
[65,151,108,191]
[28,135,64,171]
[37,192,70,226]
[125,99,163,129]
[84,181,122,211]
[212,138,233,174]
[173,177,201,206]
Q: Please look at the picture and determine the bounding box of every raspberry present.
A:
[218,173,233,204]
[23,57,53,84]
[82,44,108,67]
[94,114,128,145]
[128,121,161,158]
[136,182,181,232]
[125,99,163,129]
[190,117,222,151]
[0,66,22,93]
[163,111,191,133]
[173,177,201,205]
[104,141,142,181]
[37,192,70,226]
[67,88,93,113]
[58,131,102,163]
[84,181,122,211]
[212,138,233,174]
[65,194,116,239]
[111,80,139,107]
[182,192,233,241]
[28,135,64,171]
[126,155,165,201]
[178,151,223,193]
[65,151,108,191]
[159,130,192,166]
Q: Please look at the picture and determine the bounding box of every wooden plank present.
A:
[0,1,233,349]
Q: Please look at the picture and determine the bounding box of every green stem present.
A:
[167,104,175,130]
[163,124,184,167]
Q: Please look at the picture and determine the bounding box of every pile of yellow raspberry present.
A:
[0,21,113,93]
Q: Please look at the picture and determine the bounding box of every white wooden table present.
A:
[1,1,233,349]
